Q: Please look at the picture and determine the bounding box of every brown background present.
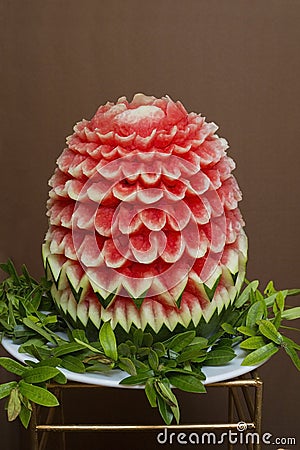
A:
[0,1,299,449]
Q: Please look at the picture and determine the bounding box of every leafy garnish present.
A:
[0,261,299,427]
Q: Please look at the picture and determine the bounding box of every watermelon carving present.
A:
[43,93,247,339]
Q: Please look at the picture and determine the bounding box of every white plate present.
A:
[1,336,263,389]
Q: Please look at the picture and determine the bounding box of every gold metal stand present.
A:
[29,371,263,450]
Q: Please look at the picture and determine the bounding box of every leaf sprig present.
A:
[222,279,300,369]
[0,262,299,427]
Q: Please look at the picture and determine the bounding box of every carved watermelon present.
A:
[43,93,247,339]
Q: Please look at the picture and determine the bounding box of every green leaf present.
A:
[23,367,60,384]
[242,343,279,366]
[133,359,150,372]
[155,379,177,407]
[73,338,102,354]
[177,343,208,363]
[246,301,265,328]
[287,289,300,296]
[282,307,300,321]
[119,371,154,386]
[0,318,11,333]
[164,331,195,352]
[145,378,157,407]
[22,344,51,361]
[264,280,276,295]
[13,325,34,339]
[213,338,234,349]
[137,347,150,357]
[281,335,300,350]
[157,394,173,425]
[19,381,59,407]
[148,349,159,371]
[128,343,137,355]
[152,342,166,357]
[157,379,180,424]
[8,298,17,329]
[264,293,279,307]
[52,342,85,357]
[240,336,266,350]
[25,314,39,323]
[34,357,62,368]
[42,315,57,326]
[254,289,264,302]
[221,323,236,334]
[19,338,46,353]
[164,367,204,379]
[7,388,22,421]
[272,311,282,330]
[190,356,207,364]
[170,402,180,425]
[280,325,300,333]
[258,320,282,344]
[191,336,209,346]
[142,333,153,347]
[118,357,137,376]
[21,265,33,286]
[235,280,259,308]
[237,326,256,337]
[31,292,42,312]
[23,360,36,368]
[0,261,10,274]
[204,348,235,366]
[60,355,85,373]
[0,357,26,376]
[19,405,32,428]
[168,373,206,393]
[232,336,244,346]
[6,260,20,284]
[99,322,118,361]
[85,363,113,373]
[53,372,67,384]
[22,318,57,344]
[19,392,32,411]
[0,381,18,400]
[118,343,131,357]
[275,291,285,313]
[133,329,143,347]
[72,329,88,343]
[284,345,300,371]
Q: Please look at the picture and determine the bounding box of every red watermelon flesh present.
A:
[43,93,247,334]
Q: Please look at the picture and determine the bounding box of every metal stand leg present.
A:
[228,388,234,450]
[29,403,39,450]
[57,386,66,450]
[253,374,263,450]
[29,371,263,450]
